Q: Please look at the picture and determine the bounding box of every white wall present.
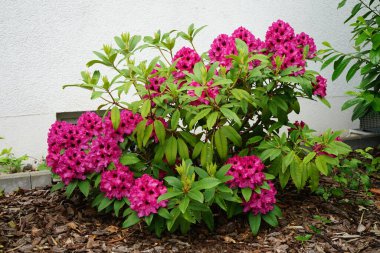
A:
[0,0,360,159]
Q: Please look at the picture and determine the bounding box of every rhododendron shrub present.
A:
[50,22,351,236]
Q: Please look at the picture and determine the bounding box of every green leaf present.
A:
[192,142,204,159]
[272,205,282,217]
[179,196,190,213]
[242,188,252,202]
[321,54,339,70]
[111,106,121,130]
[248,213,261,236]
[341,98,362,111]
[262,212,279,227]
[332,58,351,81]
[65,181,78,198]
[290,156,304,190]
[114,200,125,217]
[78,180,91,197]
[171,110,180,130]
[143,124,153,146]
[91,91,104,100]
[346,62,361,82]
[303,152,316,164]
[157,190,183,202]
[98,197,113,212]
[120,153,141,165]
[337,0,346,9]
[154,120,166,143]
[315,156,328,176]
[164,176,182,189]
[283,151,295,170]
[187,190,204,203]
[51,182,64,192]
[372,34,380,49]
[207,112,219,130]
[177,138,189,160]
[158,208,172,219]
[220,108,242,126]
[122,212,140,228]
[141,99,151,118]
[200,143,213,167]
[189,108,212,129]
[165,136,177,165]
[214,129,227,160]
[192,177,221,190]
[221,126,242,146]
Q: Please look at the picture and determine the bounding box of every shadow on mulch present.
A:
[0,183,379,253]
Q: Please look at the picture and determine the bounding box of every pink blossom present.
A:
[272,41,305,75]
[187,81,219,106]
[128,174,168,217]
[265,20,295,50]
[100,163,135,200]
[87,136,122,173]
[173,47,201,79]
[104,110,143,142]
[209,34,237,69]
[313,75,327,97]
[295,32,317,59]
[225,155,265,189]
[77,112,104,141]
[53,147,89,185]
[243,181,277,215]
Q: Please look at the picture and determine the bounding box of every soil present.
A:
[0,183,380,253]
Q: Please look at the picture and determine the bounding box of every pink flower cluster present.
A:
[226,155,276,215]
[47,110,141,184]
[128,174,168,217]
[100,163,135,200]
[187,81,220,106]
[313,75,327,98]
[173,47,201,79]
[226,155,265,189]
[242,181,277,215]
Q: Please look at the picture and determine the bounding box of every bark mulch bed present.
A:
[0,185,379,253]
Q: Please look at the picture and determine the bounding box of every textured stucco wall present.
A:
[0,0,360,159]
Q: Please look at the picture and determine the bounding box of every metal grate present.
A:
[56,110,107,124]
[360,111,380,133]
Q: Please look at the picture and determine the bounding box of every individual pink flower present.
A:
[231,26,265,53]
[209,34,237,69]
[225,155,265,189]
[104,110,143,142]
[86,136,122,173]
[265,20,295,50]
[187,81,219,106]
[272,41,305,75]
[173,47,201,79]
[100,163,135,200]
[313,75,327,97]
[52,147,89,185]
[243,181,277,215]
[128,174,168,217]
[77,112,104,141]
[295,32,317,59]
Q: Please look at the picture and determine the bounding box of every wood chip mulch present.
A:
[0,184,380,253]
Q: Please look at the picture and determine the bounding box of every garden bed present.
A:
[1,182,379,253]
